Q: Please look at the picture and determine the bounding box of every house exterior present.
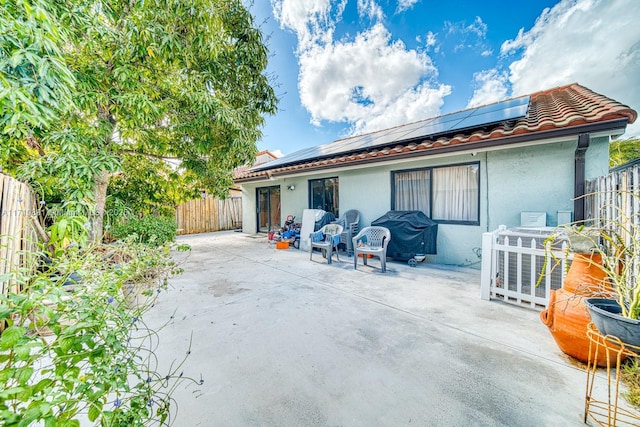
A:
[234,83,637,265]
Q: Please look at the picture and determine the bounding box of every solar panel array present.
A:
[251,95,530,171]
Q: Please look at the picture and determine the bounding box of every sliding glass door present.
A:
[256,186,281,232]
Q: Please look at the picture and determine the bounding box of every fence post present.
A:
[480,230,495,301]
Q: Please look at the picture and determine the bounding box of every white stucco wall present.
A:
[241,185,257,233]
[585,136,610,177]
[487,136,609,230]
[240,135,610,265]
[486,141,574,230]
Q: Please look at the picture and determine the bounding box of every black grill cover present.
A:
[371,211,437,260]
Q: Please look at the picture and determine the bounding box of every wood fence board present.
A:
[585,164,640,295]
[175,196,242,235]
[4,179,17,288]
[0,176,7,296]
[0,174,41,296]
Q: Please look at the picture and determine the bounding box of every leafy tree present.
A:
[107,153,193,219]
[610,137,640,167]
[0,0,75,170]
[7,0,278,242]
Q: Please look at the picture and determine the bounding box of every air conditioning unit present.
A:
[496,227,565,302]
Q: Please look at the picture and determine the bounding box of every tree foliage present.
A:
[3,0,278,240]
[610,137,640,168]
[0,0,76,168]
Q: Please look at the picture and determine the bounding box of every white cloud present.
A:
[298,23,450,133]
[396,0,419,13]
[358,0,384,21]
[444,16,489,54]
[445,16,487,38]
[272,0,344,51]
[469,16,487,37]
[272,0,451,136]
[417,31,439,53]
[467,69,509,108]
[475,0,640,137]
[425,31,437,49]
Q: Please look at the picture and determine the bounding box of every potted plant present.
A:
[583,196,640,347]
[539,224,615,365]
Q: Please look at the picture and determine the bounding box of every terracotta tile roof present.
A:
[235,83,637,182]
[232,150,280,178]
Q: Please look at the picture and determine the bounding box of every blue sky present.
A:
[249,0,640,158]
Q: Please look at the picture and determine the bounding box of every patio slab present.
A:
[145,231,604,426]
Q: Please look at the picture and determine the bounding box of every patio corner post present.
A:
[480,230,497,301]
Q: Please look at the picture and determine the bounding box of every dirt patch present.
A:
[207,279,250,297]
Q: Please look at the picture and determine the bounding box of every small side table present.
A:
[584,322,640,426]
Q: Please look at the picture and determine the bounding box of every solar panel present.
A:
[451,97,531,133]
[251,95,530,171]
[399,111,474,141]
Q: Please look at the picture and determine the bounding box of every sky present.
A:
[248,0,640,158]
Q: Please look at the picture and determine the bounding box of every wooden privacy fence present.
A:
[585,162,639,292]
[175,196,242,235]
[585,162,640,228]
[1,174,39,296]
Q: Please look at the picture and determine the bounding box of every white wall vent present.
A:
[520,211,546,227]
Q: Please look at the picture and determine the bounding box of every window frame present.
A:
[391,161,480,226]
[256,185,281,233]
[308,176,340,218]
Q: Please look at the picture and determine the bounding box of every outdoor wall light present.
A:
[287,185,295,191]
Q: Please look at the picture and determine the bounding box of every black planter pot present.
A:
[584,298,640,347]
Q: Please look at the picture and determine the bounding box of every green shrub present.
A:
[0,239,194,426]
[48,214,89,257]
[621,358,640,408]
[109,216,177,246]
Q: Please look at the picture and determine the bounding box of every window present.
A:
[309,177,339,217]
[392,163,479,225]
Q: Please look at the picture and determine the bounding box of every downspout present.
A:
[574,133,590,223]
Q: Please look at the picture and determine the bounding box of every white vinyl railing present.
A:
[480,226,571,309]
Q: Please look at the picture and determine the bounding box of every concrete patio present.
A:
[145,231,606,426]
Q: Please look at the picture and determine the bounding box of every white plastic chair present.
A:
[352,226,391,273]
[309,223,344,264]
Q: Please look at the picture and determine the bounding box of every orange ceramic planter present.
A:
[561,253,610,295]
[540,253,620,366]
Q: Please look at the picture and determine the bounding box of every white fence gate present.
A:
[480,226,572,309]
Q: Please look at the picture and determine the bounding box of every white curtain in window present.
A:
[432,165,479,221]
[395,170,430,214]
